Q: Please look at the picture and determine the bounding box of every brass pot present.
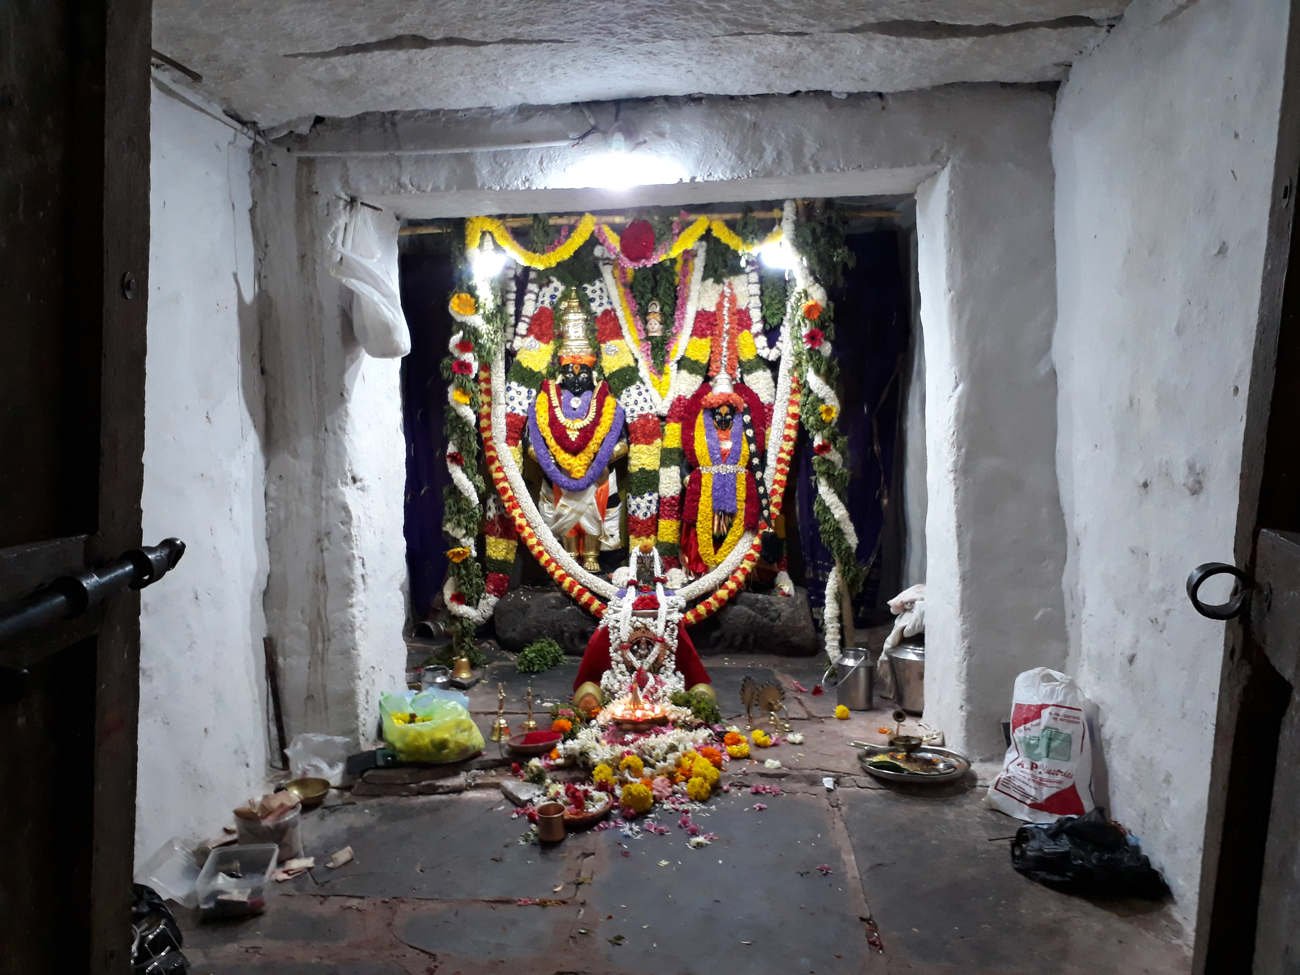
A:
[536,801,566,844]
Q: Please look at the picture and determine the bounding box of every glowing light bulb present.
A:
[757,239,796,271]
[562,150,688,192]
[470,243,507,277]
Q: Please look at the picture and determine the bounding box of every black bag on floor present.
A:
[1010,808,1168,899]
[131,883,190,974]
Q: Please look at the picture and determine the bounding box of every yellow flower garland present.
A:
[708,219,783,254]
[534,384,620,479]
[465,214,597,270]
[693,413,749,568]
[465,212,778,270]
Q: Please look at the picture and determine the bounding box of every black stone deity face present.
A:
[710,402,737,427]
[559,360,596,395]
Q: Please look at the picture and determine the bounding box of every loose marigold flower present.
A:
[726,741,751,759]
[834,704,850,720]
[686,776,712,802]
[449,292,477,317]
[802,300,823,321]
[551,718,573,735]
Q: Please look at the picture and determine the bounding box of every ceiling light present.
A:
[757,239,796,271]
[562,149,688,192]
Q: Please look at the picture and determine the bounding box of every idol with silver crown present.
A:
[678,283,771,578]
[527,288,628,571]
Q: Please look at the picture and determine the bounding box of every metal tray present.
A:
[859,745,971,784]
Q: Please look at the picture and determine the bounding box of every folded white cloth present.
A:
[884,583,926,651]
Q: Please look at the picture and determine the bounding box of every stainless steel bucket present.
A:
[885,643,925,714]
[831,646,881,711]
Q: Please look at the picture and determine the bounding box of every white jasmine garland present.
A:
[823,565,843,661]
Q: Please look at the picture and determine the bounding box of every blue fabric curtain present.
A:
[796,228,910,624]
[398,245,456,620]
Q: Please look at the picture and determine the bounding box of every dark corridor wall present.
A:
[398,227,912,625]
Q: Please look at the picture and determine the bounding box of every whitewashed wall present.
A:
[136,83,270,862]
[267,85,1069,758]
[1053,0,1292,936]
[253,153,408,747]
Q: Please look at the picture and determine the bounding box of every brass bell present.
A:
[490,715,511,742]
[451,656,474,680]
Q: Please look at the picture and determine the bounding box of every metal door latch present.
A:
[1186,562,1251,621]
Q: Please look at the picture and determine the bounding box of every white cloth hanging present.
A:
[328,202,411,358]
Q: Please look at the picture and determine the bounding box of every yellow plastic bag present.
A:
[380,690,485,763]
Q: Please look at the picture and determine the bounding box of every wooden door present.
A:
[0,0,151,971]
[1191,84,1300,971]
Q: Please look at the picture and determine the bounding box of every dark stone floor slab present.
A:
[395,900,579,962]
[282,795,573,901]
[479,659,580,711]
[194,962,412,975]
[840,788,1189,974]
[582,790,880,974]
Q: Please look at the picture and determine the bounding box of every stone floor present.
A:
[177,652,1190,974]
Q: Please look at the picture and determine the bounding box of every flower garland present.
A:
[587,285,662,550]
[691,409,750,569]
[783,201,860,662]
[528,381,624,487]
[594,216,709,269]
[442,284,516,634]
[598,243,703,412]
[707,218,782,255]
[467,212,784,271]
[466,214,597,270]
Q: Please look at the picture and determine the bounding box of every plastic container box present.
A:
[134,836,201,909]
[196,844,278,919]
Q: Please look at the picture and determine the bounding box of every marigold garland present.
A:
[467,212,783,271]
[466,214,597,270]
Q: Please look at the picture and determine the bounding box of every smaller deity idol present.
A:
[572,544,713,715]
[528,290,627,571]
[679,371,768,578]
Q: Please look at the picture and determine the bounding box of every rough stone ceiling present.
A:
[154,1,1128,128]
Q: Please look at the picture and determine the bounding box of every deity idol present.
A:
[528,290,627,571]
[679,368,769,578]
[572,544,713,715]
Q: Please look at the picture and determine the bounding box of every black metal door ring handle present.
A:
[1186,562,1251,621]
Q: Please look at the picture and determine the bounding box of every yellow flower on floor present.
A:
[834,704,850,720]
[619,754,645,778]
[449,292,477,317]
[726,741,750,759]
[686,776,712,802]
[446,546,470,564]
[451,387,471,405]
[620,781,654,815]
[819,403,838,423]
[751,730,773,748]
[592,763,616,787]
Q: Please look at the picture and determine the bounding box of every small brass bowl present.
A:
[889,735,923,755]
[284,777,330,809]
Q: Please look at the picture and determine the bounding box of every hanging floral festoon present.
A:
[443,201,860,661]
